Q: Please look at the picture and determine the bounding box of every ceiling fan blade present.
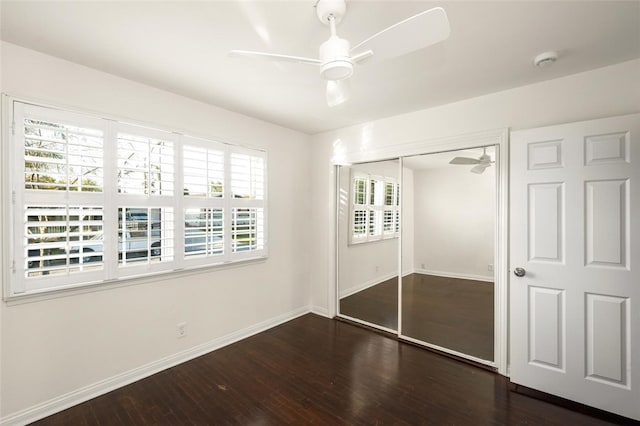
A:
[449,157,480,165]
[351,7,450,62]
[351,49,374,64]
[229,50,322,66]
[471,164,489,174]
[326,79,351,107]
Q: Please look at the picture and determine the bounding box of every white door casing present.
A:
[510,114,639,420]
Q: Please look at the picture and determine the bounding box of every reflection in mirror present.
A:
[402,147,496,361]
[338,160,399,331]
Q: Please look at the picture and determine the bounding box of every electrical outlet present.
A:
[488,264,494,272]
[375,265,379,273]
[177,322,187,338]
[421,263,425,269]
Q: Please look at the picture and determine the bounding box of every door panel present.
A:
[585,179,628,267]
[528,286,564,371]
[528,182,564,262]
[585,293,629,387]
[510,114,639,420]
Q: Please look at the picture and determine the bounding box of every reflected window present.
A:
[350,172,400,244]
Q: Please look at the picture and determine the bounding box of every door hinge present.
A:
[11,120,16,136]
[11,260,16,274]
[12,190,16,204]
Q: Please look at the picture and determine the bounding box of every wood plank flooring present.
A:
[339,276,398,330]
[340,273,494,360]
[402,273,494,360]
[33,314,623,425]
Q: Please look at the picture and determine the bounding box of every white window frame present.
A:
[349,170,400,245]
[3,97,268,298]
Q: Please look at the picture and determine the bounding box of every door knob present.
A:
[514,267,526,277]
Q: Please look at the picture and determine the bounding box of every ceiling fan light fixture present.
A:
[470,164,488,174]
[321,60,353,80]
[319,35,353,80]
[326,79,351,107]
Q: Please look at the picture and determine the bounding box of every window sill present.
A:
[4,255,268,306]
[348,234,400,247]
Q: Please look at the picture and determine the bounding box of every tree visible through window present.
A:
[24,118,103,192]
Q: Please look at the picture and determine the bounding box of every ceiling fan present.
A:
[229,0,450,107]
[449,147,494,174]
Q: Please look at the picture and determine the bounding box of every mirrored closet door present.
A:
[336,146,498,365]
[401,147,496,362]
[337,159,400,332]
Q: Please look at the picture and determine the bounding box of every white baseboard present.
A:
[310,305,330,318]
[339,272,397,299]
[0,306,311,426]
[413,268,494,283]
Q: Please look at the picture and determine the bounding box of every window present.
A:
[25,205,104,277]
[184,208,223,257]
[183,139,226,262]
[24,116,104,192]
[117,207,174,266]
[350,171,400,244]
[231,208,265,253]
[230,151,265,258]
[183,144,224,198]
[6,101,267,297]
[117,130,174,196]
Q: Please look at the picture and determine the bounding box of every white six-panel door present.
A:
[510,114,639,420]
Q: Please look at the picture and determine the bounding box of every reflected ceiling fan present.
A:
[449,147,494,174]
[229,0,450,107]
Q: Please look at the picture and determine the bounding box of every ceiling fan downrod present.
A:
[317,0,353,81]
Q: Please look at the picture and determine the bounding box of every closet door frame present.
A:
[332,128,509,375]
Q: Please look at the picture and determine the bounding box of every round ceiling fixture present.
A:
[534,51,558,68]
[319,35,353,80]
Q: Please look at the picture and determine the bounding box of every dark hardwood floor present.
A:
[33,314,622,425]
[339,276,398,330]
[402,273,494,361]
[340,273,494,360]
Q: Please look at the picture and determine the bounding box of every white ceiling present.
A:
[1,1,639,135]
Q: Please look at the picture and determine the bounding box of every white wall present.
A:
[0,42,312,421]
[309,59,640,315]
[412,165,495,281]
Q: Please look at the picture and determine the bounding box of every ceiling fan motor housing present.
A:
[319,36,353,80]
